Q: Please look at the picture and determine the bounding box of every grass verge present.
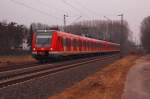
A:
[49,55,139,99]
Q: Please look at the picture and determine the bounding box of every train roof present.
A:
[55,31,120,46]
[36,30,57,33]
[35,30,120,46]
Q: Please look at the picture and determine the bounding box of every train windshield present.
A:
[36,32,53,47]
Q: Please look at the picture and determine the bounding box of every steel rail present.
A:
[0,56,105,79]
[0,55,118,88]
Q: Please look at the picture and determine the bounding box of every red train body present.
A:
[32,30,120,61]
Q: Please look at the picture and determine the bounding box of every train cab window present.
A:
[36,33,52,47]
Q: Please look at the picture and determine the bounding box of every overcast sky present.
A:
[0,0,150,43]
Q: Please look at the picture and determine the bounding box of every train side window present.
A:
[76,39,79,47]
[87,41,89,49]
[83,40,85,48]
[68,38,71,46]
[94,42,96,48]
[66,38,68,47]
[98,43,101,48]
[97,43,99,48]
[90,42,92,48]
[73,39,76,47]
[82,40,84,47]
[72,39,74,47]
[96,42,97,48]
[63,38,66,47]
[75,39,77,47]
[79,40,81,47]
[85,41,87,48]
[76,39,78,47]
[92,42,94,48]
[71,39,73,47]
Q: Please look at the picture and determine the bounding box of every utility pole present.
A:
[118,14,123,43]
[118,14,124,57]
[64,14,68,32]
[104,16,112,41]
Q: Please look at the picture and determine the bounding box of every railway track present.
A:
[0,55,119,88]
[0,62,38,72]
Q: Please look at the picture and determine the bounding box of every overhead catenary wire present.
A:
[72,0,100,16]
[35,0,69,15]
[61,0,89,16]
[62,0,117,21]
[10,0,62,20]
[35,0,85,26]
[61,0,102,22]
[69,16,82,25]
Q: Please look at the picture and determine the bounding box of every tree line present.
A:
[140,16,150,53]
[0,19,135,55]
[0,21,27,51]
[65,20,131,55]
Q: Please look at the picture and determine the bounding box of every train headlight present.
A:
[33,48,36,51]
[41,48,44,50]
[50,48,53,50]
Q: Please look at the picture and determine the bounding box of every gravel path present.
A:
[123,55,150,99]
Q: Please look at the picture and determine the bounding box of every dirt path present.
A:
[49,55,139,99]
[123,55,150,99]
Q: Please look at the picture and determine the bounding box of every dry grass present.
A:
[49,55,139,99]
[0,55,36,65]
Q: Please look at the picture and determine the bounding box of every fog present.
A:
[0,0,150,43]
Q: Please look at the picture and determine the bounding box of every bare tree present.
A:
[141,16,150,53]
[66,20,129,43]
[65,20,130,55]
[0,21,25,51]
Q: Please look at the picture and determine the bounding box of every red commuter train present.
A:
[32,30,120,61]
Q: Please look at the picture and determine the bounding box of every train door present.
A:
[79,39,82,51]
[82,40,84,51]
[87,41,89,51]
[62,37,67,52]
[89,41,92,51]
[56,36,63,51]
[66,38,69,51]
[71,38,74,52]
[76,39,79,52]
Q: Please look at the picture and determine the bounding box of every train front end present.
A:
[32,30,54,61]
